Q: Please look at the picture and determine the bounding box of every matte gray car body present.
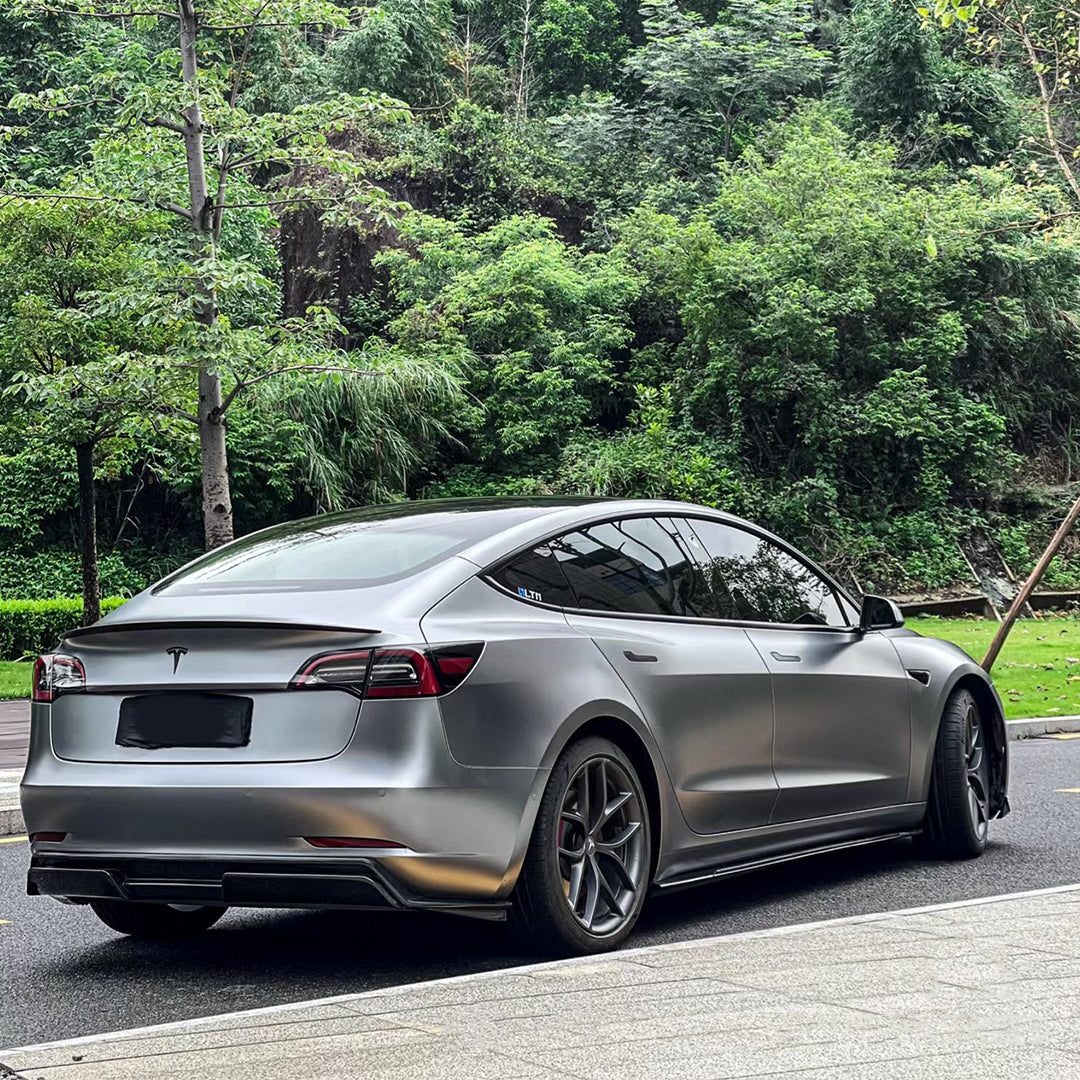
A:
[21,498,1009,932]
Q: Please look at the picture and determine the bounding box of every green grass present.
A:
[0,659,31,700]
[909,617,1080,720]
[1,619,1075,719]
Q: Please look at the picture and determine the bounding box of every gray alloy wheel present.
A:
[89,899,227,939]
[921,687,991,859]
[513,736,652,955]
[557,754,648,935]
[963,697,990,844]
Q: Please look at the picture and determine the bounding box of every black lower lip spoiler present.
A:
[63,621,380,640]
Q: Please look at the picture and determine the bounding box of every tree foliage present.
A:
[1,0,1080,601]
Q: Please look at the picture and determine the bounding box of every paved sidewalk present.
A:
[5,885,1080,1079]
[0,700,30,770]
[0,768,22,836]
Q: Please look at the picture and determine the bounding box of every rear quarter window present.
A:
[488,547,576,608]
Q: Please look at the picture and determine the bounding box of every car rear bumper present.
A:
[26,852,511,920]
[21,698,547,902]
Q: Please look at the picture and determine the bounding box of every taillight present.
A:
[291,643,482,698]
[304,836,404,849]
[32,654,86,703]
[291,650,371,691]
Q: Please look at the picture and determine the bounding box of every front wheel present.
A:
[920,688,991,859]
[90,899,227,939]
[513,736,652,956]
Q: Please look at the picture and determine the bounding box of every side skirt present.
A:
[653,831,920,894]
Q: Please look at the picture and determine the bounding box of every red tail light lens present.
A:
[304,836,404,849]
[32,655,86,703]
[430,644,484,690]
[291,650,371,692]
[291,643,483,698]
[367,648,441,698]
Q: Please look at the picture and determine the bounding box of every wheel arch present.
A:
[498,710,669,897]
[565,715,664,881]
[951,671,1009,819]
[913,667,1009,820]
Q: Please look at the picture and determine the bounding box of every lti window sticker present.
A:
[517,586,543,602]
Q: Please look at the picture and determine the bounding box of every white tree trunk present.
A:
[179,0,234,549]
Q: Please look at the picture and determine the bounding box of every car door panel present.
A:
[745,629,911,822]
[686,515,913,824]
[546,515,776,836]
[566,614,776,834]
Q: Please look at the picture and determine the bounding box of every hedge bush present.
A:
[0,598,127,660]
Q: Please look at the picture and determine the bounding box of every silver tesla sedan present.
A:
[21,498,1008,954]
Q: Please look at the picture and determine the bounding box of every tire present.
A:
[513,736,652,956]
[89,899,227,939]
[920,687,991,860]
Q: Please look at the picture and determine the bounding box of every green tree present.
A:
[838,0,1018,167]
[532,0,630,99]
[929,0,1080,665]
[609,108,1080,584]
[0,195,174,623]
[10,0,409,549]
[380,213,641,475]
[625,0,829,160]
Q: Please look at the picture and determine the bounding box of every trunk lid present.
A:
[52,624,394,765]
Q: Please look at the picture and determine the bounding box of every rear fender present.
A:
[420,576,676,894]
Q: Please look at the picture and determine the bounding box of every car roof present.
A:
[439,497,745,565]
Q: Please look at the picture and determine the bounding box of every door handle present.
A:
[624,650,659,663]
[770,651,802,663]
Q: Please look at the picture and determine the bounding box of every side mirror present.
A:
[859,594,904,632]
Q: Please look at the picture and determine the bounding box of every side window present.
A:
[489,546,576,608]
[672,518,739,620]
[656,518,722,619]
[550,517,699,617]
[688,520,847,627]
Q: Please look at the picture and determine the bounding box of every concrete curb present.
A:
[0,805,23,837]
[1006,715,1080,739]
[0,767,23,837]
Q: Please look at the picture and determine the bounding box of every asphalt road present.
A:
[3,736,1080,1051]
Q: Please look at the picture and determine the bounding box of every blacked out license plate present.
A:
[115,693,253,749]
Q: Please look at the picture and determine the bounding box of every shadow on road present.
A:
[44,838,993,992]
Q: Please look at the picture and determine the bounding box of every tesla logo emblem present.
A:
[166,646,188,674]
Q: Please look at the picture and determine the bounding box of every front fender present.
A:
[890,632,1009,818]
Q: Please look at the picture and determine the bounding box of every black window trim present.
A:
[481,511,861,633]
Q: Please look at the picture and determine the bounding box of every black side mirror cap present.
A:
[860,594,904,632]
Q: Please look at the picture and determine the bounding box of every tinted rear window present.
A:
[489,546,577,607]
[156,505,556,594]
[551,518,694,617]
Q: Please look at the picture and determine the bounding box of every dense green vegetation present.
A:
[0,598,126,659]
[2,0,1080,611]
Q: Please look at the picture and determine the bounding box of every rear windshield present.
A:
[155,504,555,594]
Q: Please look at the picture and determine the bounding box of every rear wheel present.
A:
[513,736,652,955]
[921,687,991,859]
[89,899,227,939]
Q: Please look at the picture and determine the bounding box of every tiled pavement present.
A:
[0,699,29,771]
[5,884,1080,1079]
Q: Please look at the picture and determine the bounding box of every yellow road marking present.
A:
[0,920,10,925]
[1056,788,1080,793]
[1044,733,1080,740]
[0,835,27,844]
